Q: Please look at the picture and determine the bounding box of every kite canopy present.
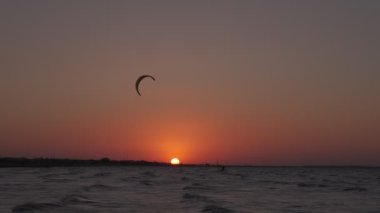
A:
[135,75,156,96]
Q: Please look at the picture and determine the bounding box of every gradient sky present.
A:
[1,1,379,165]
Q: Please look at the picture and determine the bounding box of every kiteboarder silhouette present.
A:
[135,75,156,96]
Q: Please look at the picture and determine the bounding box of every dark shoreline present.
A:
[0,157,379,168]
[0,157,169,167]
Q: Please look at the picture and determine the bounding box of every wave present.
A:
[61,194,96,204]
[183,182,210,191]
[202,204,234,212]
[343,187,367,192]
[257,180,292,185]
[12,202,63,212]
[140,171,156,177]
[83,184,118,192]
[182,193,213,203]
[297,182,329,188]
[139,180,153,186]
[93,172,111,177]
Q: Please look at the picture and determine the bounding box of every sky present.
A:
[1,0,379,165]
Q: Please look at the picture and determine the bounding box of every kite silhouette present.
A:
[135,75,156,96]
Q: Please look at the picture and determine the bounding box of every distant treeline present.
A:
[0,157,170,167]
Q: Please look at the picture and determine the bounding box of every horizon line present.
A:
[1,157,379,168]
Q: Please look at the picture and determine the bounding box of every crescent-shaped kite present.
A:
[135,75,156,96]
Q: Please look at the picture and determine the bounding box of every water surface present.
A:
[1,167,379,212]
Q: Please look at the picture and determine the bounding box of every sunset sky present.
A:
[1,1,379,165]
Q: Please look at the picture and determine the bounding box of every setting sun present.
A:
[170,158,180,165]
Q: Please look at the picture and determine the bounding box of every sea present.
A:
[0,166,379,212]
